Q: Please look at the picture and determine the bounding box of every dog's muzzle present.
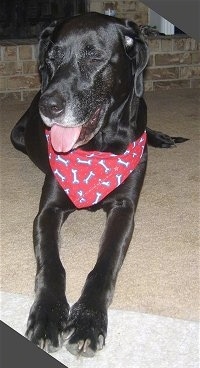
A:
[45,108,102,153]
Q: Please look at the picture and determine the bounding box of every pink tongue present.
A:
[50,124,82,152]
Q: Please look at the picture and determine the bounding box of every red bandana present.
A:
[46,130,147,208]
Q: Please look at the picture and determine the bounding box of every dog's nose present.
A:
[39,94,65,119]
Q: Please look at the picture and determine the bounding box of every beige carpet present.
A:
[0,89,199,322]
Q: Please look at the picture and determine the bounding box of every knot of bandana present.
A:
[46,130,147,208]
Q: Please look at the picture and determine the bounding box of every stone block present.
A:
[0,77,7,91]
[118,1,137,12]
[0,91,22,100]
[147,54,154,67]
[19,45,33,60]
[3,46,17,61]
[145,67,179,80]
[179,66,200,79]
[135,1,148,12]
[155,52,192,66]
[154,80,190,90]
[161,39,173,52]
[173,37,198,51]
[32,44,39,60]
[147,39,161,52]
[133,12,148,25]
[23,61,38,74]
[191,51,200,64]
[7,75,40,90]
[90,2,102,12]
[144,80,153,91]
[0,61,23,76]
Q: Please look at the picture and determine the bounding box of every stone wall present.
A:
[89,0,148,25]
[0,35,199,100]
[144,36,200,91]
[0,0,199,99]
[0,41,39,100]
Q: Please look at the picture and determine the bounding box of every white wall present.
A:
[149,9,175,35]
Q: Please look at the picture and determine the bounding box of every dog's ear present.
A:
[38,21,59,91]
[38,20,59,65]
[120,20,149,97]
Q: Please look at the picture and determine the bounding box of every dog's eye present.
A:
[80,48,103,64]
[86,52,105,66]
[87,56,101,64]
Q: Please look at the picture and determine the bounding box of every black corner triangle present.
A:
[0,321,67,368]
[140,0,200,41]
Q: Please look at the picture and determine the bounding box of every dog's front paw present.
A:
[63,301,108,357]
[26,292,69,353]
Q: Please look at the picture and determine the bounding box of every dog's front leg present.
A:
[26,174,74,352]
[65,159,146,357]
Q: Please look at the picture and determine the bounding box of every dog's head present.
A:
[38,13,148,154]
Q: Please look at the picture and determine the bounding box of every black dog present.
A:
[11,13,187,357]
